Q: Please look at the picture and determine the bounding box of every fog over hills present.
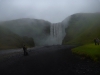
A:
[0,12,100,47]
[0,0,100,23]
[0,18,51,46]
[0,0,100,47]
[63,13,100,45]
[0,25,35,49]
[0,15,72,46]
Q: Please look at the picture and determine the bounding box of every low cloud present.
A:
[0,0,100,23]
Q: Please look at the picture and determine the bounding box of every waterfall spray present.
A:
[50,23,63,45]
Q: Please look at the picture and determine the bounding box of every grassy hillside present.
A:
[0,18,50,46]
[72,43,100,61]
[62,13,100,45]
[0,26,35,50]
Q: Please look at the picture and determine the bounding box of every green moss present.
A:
[63,13,100,45]
[72,43,100,61]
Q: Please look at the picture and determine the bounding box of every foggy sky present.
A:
[0,0,100,23]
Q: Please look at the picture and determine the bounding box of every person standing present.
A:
[23,45,28,56]
[96,38,100,45]
[94,38,97,45]
[94,38,100,45]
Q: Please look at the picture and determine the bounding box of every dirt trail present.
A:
[0,45,100,75]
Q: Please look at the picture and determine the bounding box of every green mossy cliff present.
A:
[0,26,35,50]
[62,13,100,45]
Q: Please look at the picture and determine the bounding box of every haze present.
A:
[0,0,100,23]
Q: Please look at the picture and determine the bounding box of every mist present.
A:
[0,0,100,23]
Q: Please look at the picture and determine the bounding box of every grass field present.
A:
[72,43,100,61]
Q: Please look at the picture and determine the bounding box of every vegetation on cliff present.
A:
[63,13,100,45]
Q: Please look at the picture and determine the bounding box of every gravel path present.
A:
[0,45,100,75]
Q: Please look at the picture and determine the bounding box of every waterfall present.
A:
[50,23,64,45]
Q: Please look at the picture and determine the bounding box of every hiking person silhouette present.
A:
[94,38,100,45]
[23,45,28,56]
[96,38,100,45]
[94,38,97,45]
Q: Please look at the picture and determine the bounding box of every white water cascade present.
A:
[50,23,64,45]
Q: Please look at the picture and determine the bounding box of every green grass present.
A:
[0,26,35,50]
[63,13,100,45]
[72,43,100,61]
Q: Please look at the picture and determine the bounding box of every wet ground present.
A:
[0,45,100,75]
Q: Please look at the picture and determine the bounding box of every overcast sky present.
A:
[0,0,100,23]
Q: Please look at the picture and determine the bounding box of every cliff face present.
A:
[1,13,99,47]
[0,18,51,46]
[0,26,35,50]
[62,13,100,45]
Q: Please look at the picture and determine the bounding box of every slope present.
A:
[0,18,50,46]
[0,26,35,50]
[62,13,100,45]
